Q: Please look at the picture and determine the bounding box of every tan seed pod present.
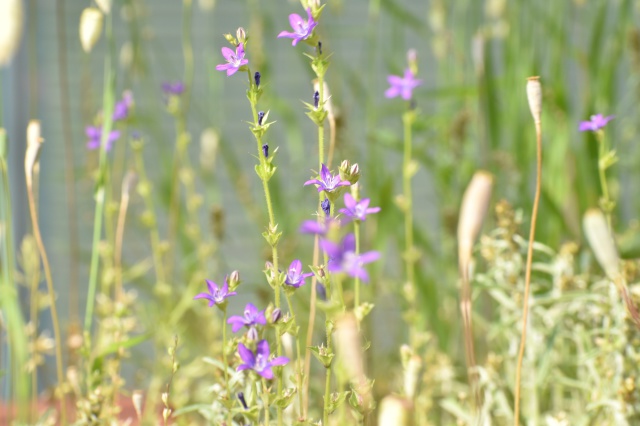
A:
[0,0,23,67]
[79,8,103,53]
[526,76,542,124]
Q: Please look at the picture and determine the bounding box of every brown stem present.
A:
[514,120,542,425]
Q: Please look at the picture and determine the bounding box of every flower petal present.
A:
[259,367,274,380]
[237,343,255,366]
[343,193,357,210]
[221,46,235,60]
[256,339,270,358]
[270,356,289,367]
[288,13,304,31]
[342,234,356,252]
[289,259,302,275]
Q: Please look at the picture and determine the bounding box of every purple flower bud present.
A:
[321,199,331,217]
[262,144,269,158]
[247,327,259,341]
[254,71,261,87]
[258,111,265,125]
[237,392,248,409]
[317,41,322,55]
[271,308,282,323]
[316,283,327,301]
[314,91,320,109]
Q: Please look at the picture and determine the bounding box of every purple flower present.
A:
[277,8,317,46]
[112,91,133,121]
[215,43,249,76]
[161,81,185,96]
[320,234,380,282]
[227,303,267,333]
[579,114,614,132]
[284,260,313,288]
[339,193,381,222]
[299,216,340,236]
[237,340,289,379]
[385,68,422,100]
[304,164,351,193]
[193,279,237,307]
[85,126,120,151]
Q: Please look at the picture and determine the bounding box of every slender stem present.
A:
[514,120,542,426]
[285,293,303,418]
[596,130,613,229]
[85,11,115,334]
[402,110,417,347]
[114,180,130,303]
[303,233,320,417]
[222,310,233,426]
[323,327,333,426]
[263,379,271,425]
[26,181,66,424]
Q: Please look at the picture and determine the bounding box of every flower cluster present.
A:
[85,91,133,151]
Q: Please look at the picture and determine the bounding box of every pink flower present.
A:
[215,43,249,76]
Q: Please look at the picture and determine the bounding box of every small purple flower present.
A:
[112,91,133,121]
[193,279,237,307]
[320,234,380,282]
[227,303,267,333]
[304,164,351,193]
[385,68,422,100]
[215,43,249,76]
[579,114,614,132]
[161,81,185,96]
[284,260,313,288]
[277,8,317,46]
[237,340,289,379]
[339,193,381,222]
[299,216,340,236]
[85,126,121,151]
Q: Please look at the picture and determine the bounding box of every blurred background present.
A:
[2,0,640,421]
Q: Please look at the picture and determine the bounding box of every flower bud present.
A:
[237,392,248,409]
[254,71,261,87]
[313,90,320,109]
[25,120,43,187]
[271,308,282,324]
[228,270,241,291]
[247,327,258,341]
[339,160,360,185]
[526,76,542,125]
[95,0,111,14]
[262,143,269,158]
[79,8,103,53]
[0,0,23,67]
[236,27,246,44]
[583,209,620,281]
[258,111,265,126]
[223,33,236,45]
[321,199,330,217]
[317,41,322,55]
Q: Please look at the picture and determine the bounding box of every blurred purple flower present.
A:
[299,220,328,235]
[339,193,380,222]
[194,279,237,307]
[385,68,422,100]
[304,164,351,193]
[112,91,133,121]
[320,234,380,282]
[215,43,249,76]
[284,260,313,288]
[277,8,317,46]
[227,303,267,333]
[162,81,185,96]
[237,340,289,379]
[579,114,614,132]
[85,126,120,151]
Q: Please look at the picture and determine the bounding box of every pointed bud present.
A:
[79,8,103,53]
[236,27,246,44]
[317,41,322,55]
[254,71,261,87]
[223,33,236,45]
[258,111,265,126]
[238,392,248,409]
[228,270,241,291]
[526,76,542,125]
[262,143,269,158]
[321,199,331,217]
[313,90,320,109]
[271,308,282,324]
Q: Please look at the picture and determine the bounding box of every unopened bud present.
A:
[526,76,542,125]
[258,111,265,126]
[317,41,322,55]
[262,143,269,158]
[25,120,43,187]
[583,209,620,281]
[271,308,282,323]
[313,91,320,109]
[247,327,259,341]
[254,71,261,87]
[228,270,241,291]
[79,8,103,53]
[321,199,331,217]
[237,392,248,409]
[236,27,246,44]
[223,33,236,45]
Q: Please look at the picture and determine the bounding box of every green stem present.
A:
[285,293,304,418]
[263,379,271,425]
[323,327,333,426]
[222,310,233,425]
[402,110,417,347]
[85,11,115,334]
[596,130,613,229]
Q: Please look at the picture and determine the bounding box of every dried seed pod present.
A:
[79,8,103,53]
[0,0,23,67]
[526,76,542,124]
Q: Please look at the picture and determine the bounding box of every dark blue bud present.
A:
[317,41,322,55]
[314,91,320,109]
[316,283,327,301]
[258,111,265,125]
[262,143,269,158]
[321,199,330,217]
[238,392,248,409]
[254,71,261,87]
